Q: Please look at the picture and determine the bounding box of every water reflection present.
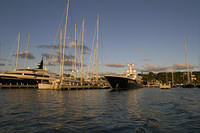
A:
[0,88,200,132]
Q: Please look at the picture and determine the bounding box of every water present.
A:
[0,88,200,133]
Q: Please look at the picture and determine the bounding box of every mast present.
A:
[80,17,85,82]
[74,24,77,79]
[59,29,63,77]
[184,37,190,84]
[62,0,70,77]
[172,69,174,86]
[24,33,30,68]
[16,32,21,69]
[96,15,99,80]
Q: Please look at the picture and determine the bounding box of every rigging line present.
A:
[24,33,30,68]
[4,33,19,71]
[47,6,66,72]
[77,29,82,76]
[99,15,103,75]
[62,0,70,76]
[87,24,97,78]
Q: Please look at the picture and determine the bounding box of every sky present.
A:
[0,0,200,74]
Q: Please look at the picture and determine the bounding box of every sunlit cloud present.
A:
[141,63,199,72]
[42,53,57,59]
[0,58,8,61]
[140,58,150,62]
[0,63,5,66]
[64,68,73,72]
[105,63,125,68]
[171,64,199,70]
[69,41,90,54]
[47,59,86,67]
[63,60,86,67]
[142,64,169,72]
[13,51,35,59]
[98,72,117,76]
[37,44,68,49]
[42,53,74,60]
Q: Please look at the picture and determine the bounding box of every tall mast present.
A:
[96,15,99,80]
[184,37,190,84]
[62,0,70,76]
[24,33,30,68]
[59,29,63,77]
[80,17,85,82]
[74,24,77,79]
[16,32,21,69]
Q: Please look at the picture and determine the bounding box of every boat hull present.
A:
[0,77,38,88]
[104,75,142,90]
[159,84,171,89]
[38,83,53,89]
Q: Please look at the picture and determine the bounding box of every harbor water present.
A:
[0,88,200,133]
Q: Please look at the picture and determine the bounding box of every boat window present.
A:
[36,75,49,78]
[5,73,22,75]
[24,73,35,76]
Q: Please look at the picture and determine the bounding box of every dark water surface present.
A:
[0,88,200,133]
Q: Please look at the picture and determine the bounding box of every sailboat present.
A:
[182,37,194,88]
[159,72,171,89]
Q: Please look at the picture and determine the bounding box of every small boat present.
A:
[159,83,171,89]
[196,84,200,88]
[182,83,195,88]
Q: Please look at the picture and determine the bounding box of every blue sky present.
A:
[0,0,200,74]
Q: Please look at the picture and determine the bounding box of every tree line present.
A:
[139,71,200,85]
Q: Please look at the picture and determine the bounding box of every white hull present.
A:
[160,83,171,89]
[38,83,53,89]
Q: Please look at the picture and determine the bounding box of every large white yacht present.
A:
[0,59,55,88]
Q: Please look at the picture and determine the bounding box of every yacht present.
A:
[104,64,143,90]
[0,59,54,88]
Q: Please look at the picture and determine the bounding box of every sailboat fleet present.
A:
[0,1,199,90]
[0,0,109,89]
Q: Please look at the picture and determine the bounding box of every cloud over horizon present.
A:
[142,63,200,72]
[0,58,8,61]
[13,51,35,59]
[172,64,199,70]
[0,63,5,66]
[42,52,74,60]
[37,44,68,49]
[47,59,86,67]
[105,63,125,68]
[142,64,169,72]
[140,58,150,62]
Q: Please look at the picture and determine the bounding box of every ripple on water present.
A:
[0,88,200,133]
